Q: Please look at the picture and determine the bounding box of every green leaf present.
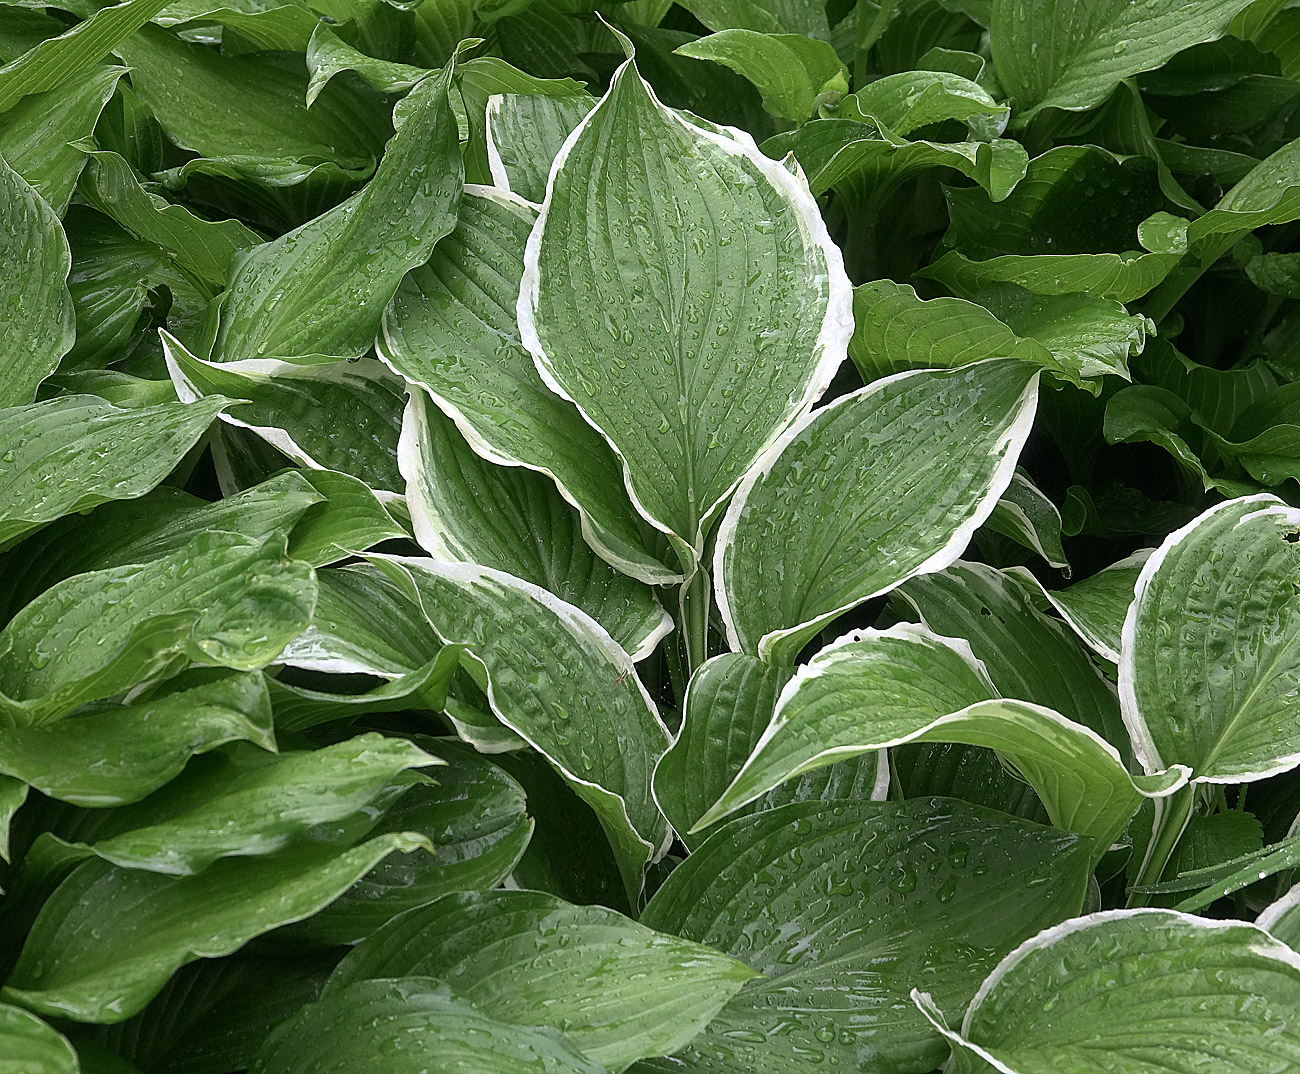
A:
[0,0,175,113]
[985,471,1068,568]
[380,187,676,584]
[917,909,1300,1073]
[991,0,1256,122]
[895,561,1128,758]
[1120,494,1300,783]
[371,556,672,902]
[675,0,830,37]
[154,0,324,52]
[41,733,437,875]
[0,393,227,553]
[675,30,846,123]
[1187,135,1300,259]
[0,530,316,726]
[208,66,461,363]
[1,833,428,1023]
[923,246,1184,303]
[400,388,671,660]
[0,158,73,408]
[0,65,122,214]
[77,148,261,298]
[842,69,1008,137]
[305,22,428,105]
[328,889,759,1067]
[0,668,276,807]
[252,978,607,1074]
[0,1004,76,1074]
[164,334,406,493]
[716,360,1038,662]
[1259,882,1300,946]
[695,624,1185,852]
[485,92,594,204]
[764,118,1029,200]
[286,742,532,944]
[641,798,1094,1074]
[520,56,852,569]
[0,775,26,862]
[285,468,408,568]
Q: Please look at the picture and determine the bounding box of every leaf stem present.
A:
[1127,783,1195,907]
[679,568,711,677]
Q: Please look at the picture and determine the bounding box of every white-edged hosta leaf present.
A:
[1120,494,1300,783]
[0,65,122,215]
[991,0,1256,122]
[519,55,852,570]
[0,158,73,408]
[327,889,758,1069]
[77,148,261,298]
[716,360,1038,662]
[0,1005,76,1074]
[0,668,276,807]
[251,978,607,1074]
[696,624,1186,852]
[0,530,316,727]
[208,63,461,363]
[371,555,672,902]
[985,471,1068,568]
[896,562,1127,756]
[0,393,228,553]
[164,333,406,493]
[285,742,532,945]
[674,30,846,123]
[285,468,408,567]
[41,733,437,875]
[379,186,676,584]
[1009,549,1150,664]
[485,92,594,203]
[400,389,671,660]
[0,0,174,113]
[0,472,321,620]
[640,798,1094,1074]
[1,833,428,1024]
[842,69,1007,138]
[651,653,889,848]
[915,909,1300,1074]
[1258,882,1300,947]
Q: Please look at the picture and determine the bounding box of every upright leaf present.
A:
[716,360,1037,661]
[0,1005,77,1074]
[519,55,852,568]
[485,93,594,203]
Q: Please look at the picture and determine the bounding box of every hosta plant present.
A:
[3,0,1300,1072]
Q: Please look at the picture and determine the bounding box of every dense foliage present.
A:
[4,0,1300,1070]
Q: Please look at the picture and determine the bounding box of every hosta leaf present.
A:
[896,561,1127,755]
[372,556,672,901]
[651,653,889,848]
[0,1005,76,1074]
[77,148,260,298]
[1258,882,1300,946]
[842,69,1007,137]
[697,624,1185,851]
[400,389,671,660]
[1120,494,1300,782]
[923,246,1183,303]
[676,0,830,37]
[304,23,427,104]
[1,833,428,1024]
[328,889,759,1067]
[1010,549,1149,663]
[41,733,437,875]
[284,741,532,945]
[985,471,1068,568]
[1,776,26,862]
[0,65,122,214]
[0,472,321,621]
[716,360,1037,662]
[0,394,227,553]
[485,93,594,203]
[674,30,846,123]
[0,159,73,408]
[153,0,323,52]
[380,187,676,584]
[0,530,315,726]
[519,55,852,569]
[640,798,1093,1074]
[164,334,406,493]
[0,0,174,113]
[284,468,408,567]
[764,118,1029,201]
[1186,135,1300,258]
[251,978,607,1074]
[112,26,386,167]
[0,668,276,807]
[208,63,461,363]
[991,0,1256,122]
[916,909,1300,1073]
